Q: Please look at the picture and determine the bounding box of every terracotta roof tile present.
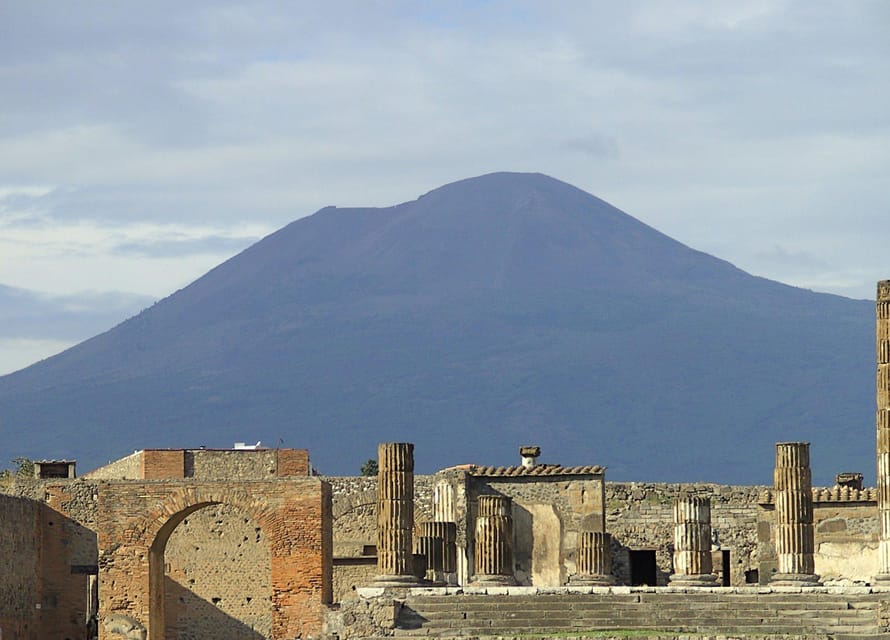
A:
[759,487,877,504]
[467,464,605,477]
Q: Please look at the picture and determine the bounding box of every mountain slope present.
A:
[0,172,874,484]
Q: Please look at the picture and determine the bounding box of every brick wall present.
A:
[97,478,331,640]
[277,449,310,476]
[141,450,185,479]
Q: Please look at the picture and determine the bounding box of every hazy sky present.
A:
[1,1,888,375]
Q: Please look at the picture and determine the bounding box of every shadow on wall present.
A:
[512,503,534,584]
[39,502,99,639]
[165,577,265,640]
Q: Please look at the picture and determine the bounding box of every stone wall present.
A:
[606,483,764,587]
[0,493,40,640]
[332,558,378,602]
[0,479,100,640]
[326,475,434,558]
[82,451,142,479]
[468,474,606,586]
[758,491,879,584]
[165,503,272,639]
[84,448,311,482]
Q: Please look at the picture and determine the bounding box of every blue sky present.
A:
[1,1,888,374]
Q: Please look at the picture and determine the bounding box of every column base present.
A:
[871,573,890,586]
[669,574,718,587]
[770,573,821,587]
[471,574,517,586]
[569,574,616,586]
[422,571,448,587]
[370,574,423,587]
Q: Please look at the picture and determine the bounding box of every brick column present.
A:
[771,442,820,586]
[472,495,516,585]
[373,442,418,586]
[669,495,717,586]
[570,531,615,586]
[875,280,890,584]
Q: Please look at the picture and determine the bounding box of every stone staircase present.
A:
[392,589,887,639]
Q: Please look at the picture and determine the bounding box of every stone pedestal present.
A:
[669,495,717,586]
[570,531,615,586]
[875,280,890,585]
[373,442,419,586]
[472,495,516,586]
[771,442,820,586]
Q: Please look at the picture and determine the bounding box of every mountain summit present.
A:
[0,173,873,483]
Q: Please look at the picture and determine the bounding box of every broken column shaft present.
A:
[876,280,890,584]
[473,495,516,585]
[572,531,615,586]
[415,521,457,584]
[669,495,717,586]
[771,442,820,586]
[374,442,418,586]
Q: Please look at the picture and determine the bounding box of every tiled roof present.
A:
[467,464,605,477]
[759,487,877,504]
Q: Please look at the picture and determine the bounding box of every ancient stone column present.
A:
[472,495,516,585]
[415,521,456,584]
[571,531,615,586]
[876,280,890,584]
[669,495,717,586]
[374,442,418,586]
[771,442,820,586]
[433,479,456,522]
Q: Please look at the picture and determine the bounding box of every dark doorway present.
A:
[721,550,731,586]
[629,550,657,586]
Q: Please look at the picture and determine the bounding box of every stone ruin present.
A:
[2,280,890,639]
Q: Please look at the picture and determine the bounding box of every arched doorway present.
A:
[98,479,331,640]
[156,503,271,639]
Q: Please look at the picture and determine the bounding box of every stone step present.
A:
[395,593,883,638]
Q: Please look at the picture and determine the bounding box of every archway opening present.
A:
[149,502,271,640]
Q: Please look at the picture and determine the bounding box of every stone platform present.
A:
[334,586,890,639]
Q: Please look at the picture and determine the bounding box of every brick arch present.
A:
[97,478,331,640]
[141,485,276,548]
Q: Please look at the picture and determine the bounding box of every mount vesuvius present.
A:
[0,173,873,484]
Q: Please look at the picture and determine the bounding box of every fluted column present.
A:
[669,495,717,586]
[875,280,890,584]
[771,442,820,586]
[415,521,457,585]
[570,531,615,586]
[373,442,418,586]
[472,495,516,585]
[433,480,456,522]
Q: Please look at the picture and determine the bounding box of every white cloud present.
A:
[0,0,888,373]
